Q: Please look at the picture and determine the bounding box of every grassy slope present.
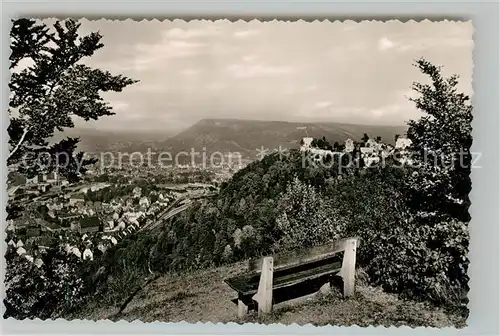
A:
[69,261,466,328]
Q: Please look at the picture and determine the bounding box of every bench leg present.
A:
[318,281,331,296]
[237,298,248,318]
[252,256,273,316]
[341,238,357,297]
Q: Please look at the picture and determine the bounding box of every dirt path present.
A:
[74,262,467,328]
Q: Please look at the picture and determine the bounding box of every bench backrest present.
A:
[248,237,361,273]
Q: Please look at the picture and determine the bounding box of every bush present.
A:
[274,177,346,252]
[366,215,468,304]
[4,247,86,319]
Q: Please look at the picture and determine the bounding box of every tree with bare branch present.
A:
[8,19,138,181]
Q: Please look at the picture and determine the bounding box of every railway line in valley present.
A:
[140,200,192,232]
[138,191,217,233]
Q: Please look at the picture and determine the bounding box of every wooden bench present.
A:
[224,237,360,317]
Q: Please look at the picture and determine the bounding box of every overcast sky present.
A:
[48,19,473,133]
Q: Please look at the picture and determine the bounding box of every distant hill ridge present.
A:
[52,118,408,157]
[157,118,408,159]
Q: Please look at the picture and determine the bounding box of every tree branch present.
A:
[8,126,29,161]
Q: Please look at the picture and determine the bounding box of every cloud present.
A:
[304,85,319,92]
[71,19,472,131]
[208,43,240,56]
[342,25,360,31]
[163,27,222,39]
[376,33,472,54]
[226,63,295,78]
[242,54,258,63]
[378,37,395,51]
[314,101,333,109]
[109,100,129,111]
[180,68,201,76]
[329,42,367,60]
[132,83,170,92]
[132,40,206,70]
[233,29,260,38]
[397,37,473,52]
[369,105,400,117]
[207,81,226,91]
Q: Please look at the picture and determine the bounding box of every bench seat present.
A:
[223,237,360,317]
[225,258,342,296]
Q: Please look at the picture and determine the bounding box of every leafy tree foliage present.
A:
[4,247,87,319]
[275,177,346,252]
[311,136,333,150]
[406,58,473,223]
[10,57,472,317]
[392,58,472,302]
[5,18,137,319]
[8,19,138,180]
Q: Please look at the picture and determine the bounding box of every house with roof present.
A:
[34,258,44,268]
[364,138,379,148]
[393,137,413,165]
[26,174,42,185]
[45,171,59,184]
[105,220,115,231]
[6,220,15,232]
[38,183,51,193]
[116,220,126,231]
[147,205,160,216]
[47,209,57,219]
[36,218,61,233]
[16,246,27,256]
[64,243,72,254]
[59,213,83,226]
[82,208,95,216]
[139,196,150,209]
[124,211,145,223]
[30,235,54,252]
[70,219,81,232]
[81,183,111,194]
[299,137,340,163]
[79,216,102,234]
[133,187,142,198]
[359,146,380,167]
[395,137,412,149]
[300,137,314,151]
[344,138,355,153]
[97,242,109,253]
[13,217,30,234]
[71,247,82,259]
[69,193,86,206]
[83,248,93,261]
[26,222,42,237]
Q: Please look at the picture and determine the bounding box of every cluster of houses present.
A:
[300,135,413,167]
[6,154,224,270]
[6,230,119,267]
[89,156,240,186]
[7,238,44,268]
[62,232,121,261]
[6,182,179,264]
